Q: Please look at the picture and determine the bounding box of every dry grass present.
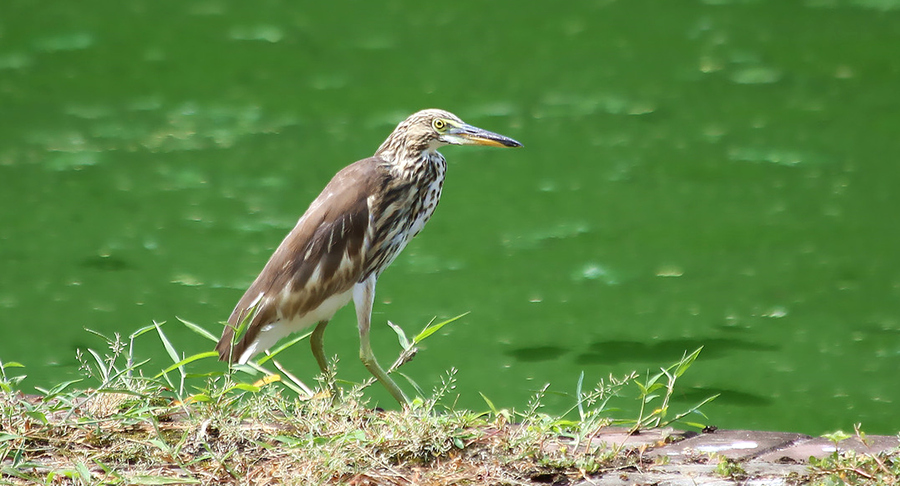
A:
[0,388,654,485]
[0,319,710,485]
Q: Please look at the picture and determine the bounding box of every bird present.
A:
[216,109,522,405]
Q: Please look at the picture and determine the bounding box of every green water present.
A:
[2,0,899,435]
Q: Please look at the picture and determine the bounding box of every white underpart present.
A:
[237,288,353,364]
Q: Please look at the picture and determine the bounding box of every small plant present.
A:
[630,347,717,433]
[0,359,27,393]
[714,455,747,480]
[809,424,900,485]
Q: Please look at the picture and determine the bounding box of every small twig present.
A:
[841,467,875,480]
[266,355,314,397]
[855,423,893,477]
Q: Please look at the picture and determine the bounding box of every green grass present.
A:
[808,426,900,486]
[0,316,713,484]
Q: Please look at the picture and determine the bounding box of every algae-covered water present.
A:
[1,0,899,435]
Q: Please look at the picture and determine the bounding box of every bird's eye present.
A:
[432,119,446,131]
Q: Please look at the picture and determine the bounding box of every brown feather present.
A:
[216,157,389,362]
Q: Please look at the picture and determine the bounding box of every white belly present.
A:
[237,289,353,364]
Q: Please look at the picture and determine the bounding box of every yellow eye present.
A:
[432,118,446,131]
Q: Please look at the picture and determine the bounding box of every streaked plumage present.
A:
[216,109,521,405]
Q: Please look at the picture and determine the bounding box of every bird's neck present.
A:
[378,148,446,183]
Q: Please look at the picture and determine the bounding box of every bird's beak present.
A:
[446,123,523,148]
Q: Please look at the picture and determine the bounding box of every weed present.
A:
[0,317,716,484]
[714,455,747,480]
[809,424,900,485]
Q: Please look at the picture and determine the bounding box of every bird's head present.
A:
[377,109,522,159]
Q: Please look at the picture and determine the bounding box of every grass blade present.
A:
[129,323,159,341]
[673,347,703,377]
[177,317,219,343]
[479,392,498,416]
[388,321,411,350]
[413,312,469,344]
[129,475,201,484]
[257,331,311,365]
[576,371,585,421]
[154,352,219,379]
[153,321,180,364]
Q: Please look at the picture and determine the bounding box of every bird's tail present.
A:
[217,305,255,364]
[216,324,238,363]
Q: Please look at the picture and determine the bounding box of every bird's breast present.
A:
[364,160,446,278]
[407,173,444,237]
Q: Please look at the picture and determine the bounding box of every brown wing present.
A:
[216,157,388,363]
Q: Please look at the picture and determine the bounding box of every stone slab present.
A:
[589,426,685,448]
[649,429,810,462]
[572,429,899,486]
[576,464,806,486]
[755,434,900,463]
[544,426,687,455]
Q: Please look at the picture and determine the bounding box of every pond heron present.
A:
[216,109,522,405]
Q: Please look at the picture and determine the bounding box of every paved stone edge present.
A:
[571,428,899,486]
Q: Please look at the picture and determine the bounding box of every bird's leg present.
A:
[354,276,410,406]
[310,320,330,376]
[309,321,337,400]
[310,319,339,400]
